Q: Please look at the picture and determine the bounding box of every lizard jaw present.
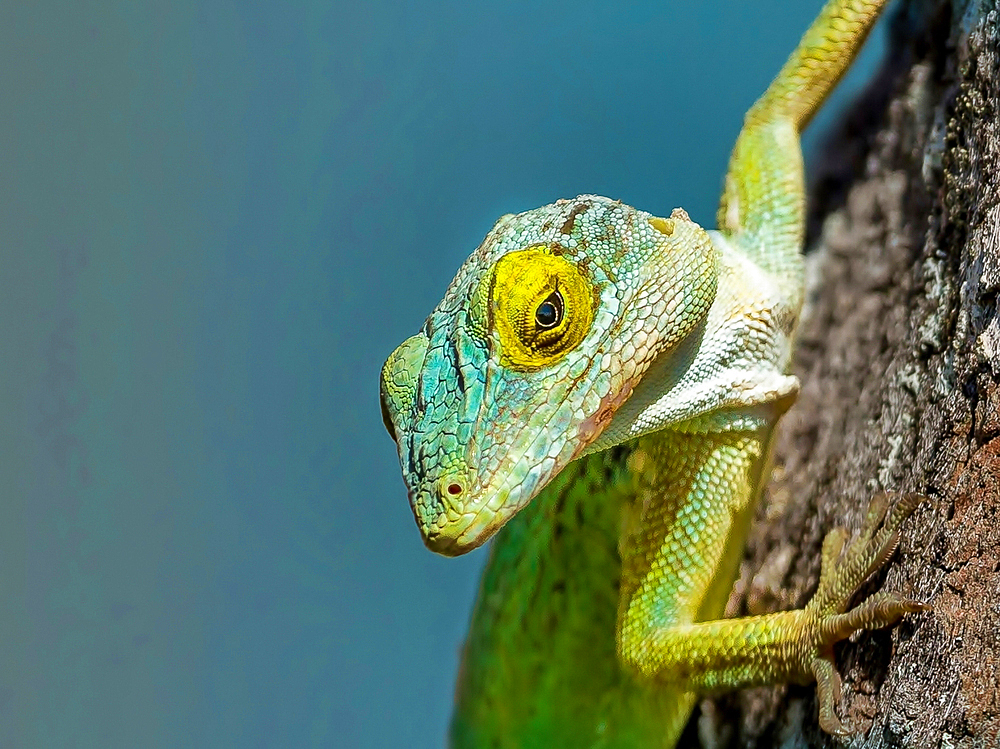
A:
[413,463,544,556]
[420,511,504,557]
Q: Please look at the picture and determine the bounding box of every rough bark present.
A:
[701,1,1000,746]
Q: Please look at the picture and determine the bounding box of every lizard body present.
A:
[380,0,926,745]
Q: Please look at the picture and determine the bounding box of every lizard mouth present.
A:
[413,455,557,556]
[416,483,527,557]
[421,512,506,556]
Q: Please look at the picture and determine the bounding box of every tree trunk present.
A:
[702,1,1000,745]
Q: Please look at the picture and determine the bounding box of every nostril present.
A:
[438,478,466,507]
[437,477,467,511]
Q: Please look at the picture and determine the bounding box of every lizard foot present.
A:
[804,492,929,736]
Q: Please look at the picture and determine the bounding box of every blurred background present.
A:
[0,1,885,746]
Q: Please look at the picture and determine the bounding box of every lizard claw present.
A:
[806,492,930,734]
[814,655,850,735]
[809,492,925,617]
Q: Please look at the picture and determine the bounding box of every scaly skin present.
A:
[380,1,926,746]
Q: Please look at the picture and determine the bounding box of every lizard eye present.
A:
[534,291,563,329]
[488,245,596,371]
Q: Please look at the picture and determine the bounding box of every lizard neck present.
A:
[582,230,801,456]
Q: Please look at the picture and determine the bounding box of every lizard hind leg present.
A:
[808,492,930,735]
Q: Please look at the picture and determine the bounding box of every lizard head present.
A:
[381,195,717,556]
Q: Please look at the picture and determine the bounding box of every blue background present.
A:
[1,2,884,746]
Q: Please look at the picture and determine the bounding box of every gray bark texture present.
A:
[701,1,1000,746]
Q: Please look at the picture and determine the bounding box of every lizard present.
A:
[379,0,928,745]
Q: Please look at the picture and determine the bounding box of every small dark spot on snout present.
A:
[436,477,468,513]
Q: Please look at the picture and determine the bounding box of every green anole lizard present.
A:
[380,0,927,745]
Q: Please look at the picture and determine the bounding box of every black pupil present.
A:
[535,292,562,329]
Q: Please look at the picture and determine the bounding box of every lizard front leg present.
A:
[616,429,926,734]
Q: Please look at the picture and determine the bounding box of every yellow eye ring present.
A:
[488,245,596,371]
